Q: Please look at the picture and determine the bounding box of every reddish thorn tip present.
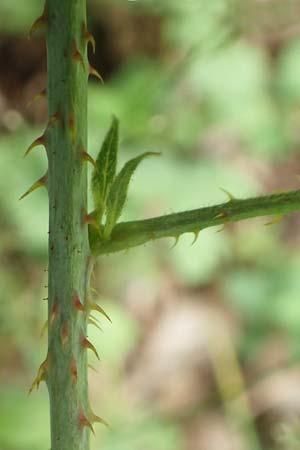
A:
[89,66,104,83]
[82,337,100,360]
[24,135,46,157]
[83,26,96,53]
[82,150,96,168]
[79,411,95,435]
[73,292,86,314]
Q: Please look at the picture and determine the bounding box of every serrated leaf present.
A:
[104,152,159,239]
[91,116,119,221]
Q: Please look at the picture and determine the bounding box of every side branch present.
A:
[90,189,300,255]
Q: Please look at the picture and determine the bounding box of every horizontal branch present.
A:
[89,189,300,255]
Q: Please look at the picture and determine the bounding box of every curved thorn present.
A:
[46,111,60,131]
[82,150,96,168]
[28,357,48,395]
[28,10,48,40]
[24,135,46,157]
[82,337,100,360]
[88,364,99,373]
[89,66,104,83]
[90,314,101,324]
[19,173,47,201]
[27,88,47,108]
[88,317,103,332]
[84,213,101,233]
[89,301,112,323]
[190,230,200,246]
[264,214,284,226]
[83,24,96,53]
[78,410,95,435]
[219,187,236,202]
[73,291,86,313]
[216,224,227,233]
[170,235,180,249]
[91,412,109,428]
[213,211,227,220]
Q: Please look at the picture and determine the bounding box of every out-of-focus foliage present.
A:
[1,1,300,449]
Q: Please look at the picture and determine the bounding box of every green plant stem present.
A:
[90,189,300,255]
[46,1,91,449]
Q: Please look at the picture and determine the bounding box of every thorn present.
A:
[90,287,100,296]
[78,410,95,435]
[84,213,101,233]
[170,235,180,249]
[73,291,86,314]
[19,173,47,201]
[40,320,48,338]
[61,323,69,348]
[214,211,228,220]
[216,224,227,233]
[88,317,102,332]
[214,211,230,233]
[69,114,76,144]
[88,364,99,373]
[190,230,200,246]
[264,214,284,226]
[90,314,101,324]
[28,357,48,395]
[50,303,59,327]
[46,111,60,131]
[28,10,48,40]
[89,66,104,83]
[91,412,109,428]
[82,150,96,168]
[82,337,100,360]
[70,358,78,383]
[24,134,46,157]
[83,24,96,53]
[88,301,112,323]
[72,40,85,70]
[219,187,236,202]
[27,88,46,108]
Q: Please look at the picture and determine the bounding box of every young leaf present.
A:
[91,116,119,221]
[104,152,159,239]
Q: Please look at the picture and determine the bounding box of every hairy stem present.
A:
[46,1,91,449]
[90,189,300,255]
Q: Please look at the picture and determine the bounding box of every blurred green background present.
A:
[1,0,300,449]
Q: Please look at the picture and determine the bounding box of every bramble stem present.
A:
[90,190,300,255]
[46,1,91,449]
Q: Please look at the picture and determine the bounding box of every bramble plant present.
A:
[21,1,300,450]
